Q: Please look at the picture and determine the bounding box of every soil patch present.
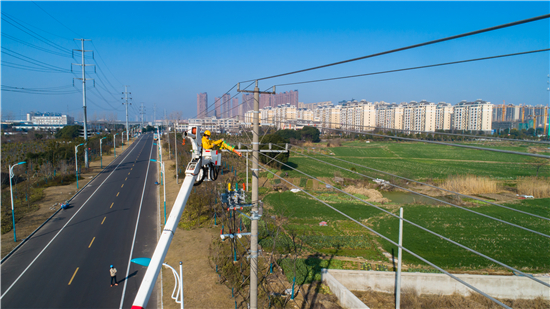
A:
[352,289,550,309]
[344,185,389,203]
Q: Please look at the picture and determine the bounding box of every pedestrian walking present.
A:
[110,265,118,287]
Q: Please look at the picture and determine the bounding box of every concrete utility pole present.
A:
[238,81,275,309]
[175,120,178,184]
[122,86,131,142]
[153,103,157,126]
[140,103,146,129]
[72,38,94,168]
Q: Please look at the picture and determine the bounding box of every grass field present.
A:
[374,198,550,272]
[285,141,548,180]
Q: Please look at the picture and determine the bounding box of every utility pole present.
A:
[140,103,146,129]
[122,86,132,142]
[175,120,178,184]
[154,103,157,127]
[238,81,275,309]
[72,38,94,168]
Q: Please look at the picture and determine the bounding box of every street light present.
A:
[130,258,183,309]
[114,133,119,158]
[100,137,107,168]
[75,143,85,189]
[9,161,26,242]
[151,159,166,224]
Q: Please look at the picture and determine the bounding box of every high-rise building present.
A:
[435,102,453,131]
[222,93,231,118]
[197,92,208,118]
[214,97,221,118]
[232,97,239,119]
[452,100,493,132]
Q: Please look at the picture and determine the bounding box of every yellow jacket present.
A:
[202,136,223,149]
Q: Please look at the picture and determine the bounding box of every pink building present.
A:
[197,92,207,117]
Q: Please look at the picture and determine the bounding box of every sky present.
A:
[1,1,549,122]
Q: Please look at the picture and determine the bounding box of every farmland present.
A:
[261,140,550,277]
[284,141,549,180]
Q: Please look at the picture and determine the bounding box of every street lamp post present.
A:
[100,137,107,168]
[75,143,85,189]
[122,131,125,152]
[151,159,166,224]
[114,133,119,158]
[9,161,26,242]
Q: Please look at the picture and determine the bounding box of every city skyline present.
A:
[1,1,549,121]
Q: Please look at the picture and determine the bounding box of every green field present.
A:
[263,190,550,273]
[284,141,548,180]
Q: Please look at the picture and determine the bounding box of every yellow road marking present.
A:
[125,177,127,181]
[101,217,106,224]
[88,237,95,248]
[121,184,124,188]
[68,267,79,285]
[110,202,114,208]
[128,172,131,175]
[131,168,133,170]
[116,192,119,197]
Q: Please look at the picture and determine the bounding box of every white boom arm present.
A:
[131,126,202,309]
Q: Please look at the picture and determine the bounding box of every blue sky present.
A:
[1,1,549,121]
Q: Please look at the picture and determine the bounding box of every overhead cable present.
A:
[256,164,512,309]
[256,151,550,289]
[243,14,550,82]
[274,49,550,87]
[264,142,550,235]
[272,142,550,221]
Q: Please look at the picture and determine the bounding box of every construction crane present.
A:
[502,100,506,122]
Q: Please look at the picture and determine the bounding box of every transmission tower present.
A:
[72,38,95,168]
[122,86,132,141]
[140,103,146,129]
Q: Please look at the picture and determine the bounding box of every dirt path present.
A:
[1,138,136,259]
[158,146,234,309]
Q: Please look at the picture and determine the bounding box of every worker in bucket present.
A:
[202,130,224,150]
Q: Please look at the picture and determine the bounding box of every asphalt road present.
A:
[1,133,160,308]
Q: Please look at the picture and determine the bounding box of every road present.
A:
[1,133,160,308]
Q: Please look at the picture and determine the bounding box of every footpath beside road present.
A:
[154,144,234,309]
[1,138,137,258]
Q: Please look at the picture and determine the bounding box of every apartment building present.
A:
[452,100,493,132]
[435,102,453,131]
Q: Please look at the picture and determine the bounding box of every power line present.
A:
[243,14,550,82]
[1,14,71,53]
[265,142,550,236]
[256,164,512,309]
[32,1,82,37]
[272,142,550,221]
[256,151,550,289]
[1,33,72,58]
[274,48,550,89]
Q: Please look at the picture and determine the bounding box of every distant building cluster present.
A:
[2,111,75,131]
[244,99,494,133]
[491,103,549,132]
[194,90,300,131]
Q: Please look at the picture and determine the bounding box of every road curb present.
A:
[1,137,140,264]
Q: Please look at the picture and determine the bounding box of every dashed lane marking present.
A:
[110,202,114,208]
[116,192,119,197]
[121,184,124,188]
[68,268,79,285]
[101,217,106,224]
[88,237,95,248]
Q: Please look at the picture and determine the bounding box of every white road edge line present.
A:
[0,135,142,300]
[119,134,154,309]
